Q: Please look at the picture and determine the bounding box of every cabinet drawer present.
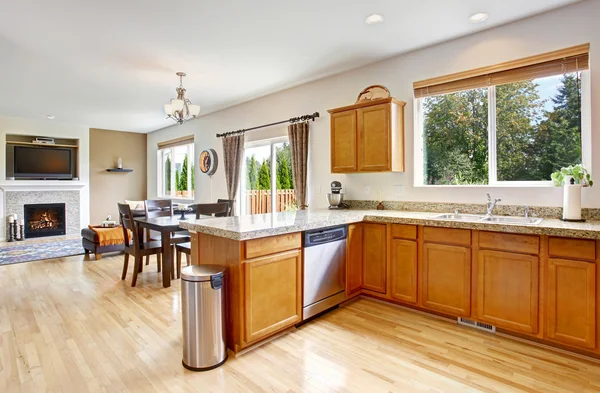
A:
[245,233,301,259]
[549,237,596,261]
[479,231,539,255]
[423,227,470,246]
[391,224,417,240]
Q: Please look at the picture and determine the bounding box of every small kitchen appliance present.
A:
[327,181,349,209]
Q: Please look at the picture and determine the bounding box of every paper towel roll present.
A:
[563,184,582,220]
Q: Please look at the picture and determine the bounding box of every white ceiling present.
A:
[0,0,581,133]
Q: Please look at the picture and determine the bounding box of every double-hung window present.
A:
[157,135,195,199]
[414,45,590,186]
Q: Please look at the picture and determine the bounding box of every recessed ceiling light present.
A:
[469,12,489,23]
[46,115,55,120]
[365,14,384,25]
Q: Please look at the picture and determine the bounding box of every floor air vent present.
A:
[457,317,496,333]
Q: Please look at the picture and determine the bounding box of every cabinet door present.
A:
[547,258,596,349]
[391,239,417,304]
[346,223,363,295]
[330,110,357,172]
[244,250,302,344]
[357,103,390,172]
[363,223,387,293]
[422,243,471,317]
[477,250,539,334]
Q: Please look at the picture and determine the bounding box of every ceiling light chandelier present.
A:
[164,72,201,124]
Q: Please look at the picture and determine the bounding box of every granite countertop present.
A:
[179,209,600,241]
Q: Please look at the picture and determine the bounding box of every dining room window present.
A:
[157,135,195,199]
[240,137,296,215]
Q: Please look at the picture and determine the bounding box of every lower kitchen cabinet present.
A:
[476,250,539,334]
[362,223,387,294]
[243,249,302,344]
[547,258,596,349]
[346,223,364,296]
[421,243,471,317]
[390,238,417,303]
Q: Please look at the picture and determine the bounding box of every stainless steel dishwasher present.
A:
[303,225,347,319]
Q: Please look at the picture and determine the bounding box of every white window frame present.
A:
[157,142,194,200]
[240,136,289,215]
[414,71,591,187]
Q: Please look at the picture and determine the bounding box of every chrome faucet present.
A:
[522,204,530,218]
[486,193,502,216]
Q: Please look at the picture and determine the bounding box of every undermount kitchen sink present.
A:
[430,213,485,222]
[480,216,544,225]
[431,213,543,225]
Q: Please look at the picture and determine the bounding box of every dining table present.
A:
[135,214,206,288]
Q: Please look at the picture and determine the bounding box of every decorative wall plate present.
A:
[356,85,391,103]
[199,148,218,176]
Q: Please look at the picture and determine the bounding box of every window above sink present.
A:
[413,44,591,187]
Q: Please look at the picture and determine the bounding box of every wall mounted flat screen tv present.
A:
[14,146,73,179]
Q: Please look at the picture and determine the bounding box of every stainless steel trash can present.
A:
[181,264,227,371]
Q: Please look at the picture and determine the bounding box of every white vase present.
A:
[563,184,582,220]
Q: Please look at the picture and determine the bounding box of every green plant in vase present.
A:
[550,164,593,187]
[551,164,593,221]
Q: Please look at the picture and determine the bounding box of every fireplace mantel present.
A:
[0,181,86,192]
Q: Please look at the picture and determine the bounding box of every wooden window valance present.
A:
[157,135,195,149]
[414,44,590,98]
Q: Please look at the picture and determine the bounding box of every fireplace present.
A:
[24,203,66,238]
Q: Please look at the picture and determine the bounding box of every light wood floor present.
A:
[2,253,600,393]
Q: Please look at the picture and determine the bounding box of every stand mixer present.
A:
[327,181,350,209]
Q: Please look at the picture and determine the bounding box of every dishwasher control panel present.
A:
[304,225,348,247]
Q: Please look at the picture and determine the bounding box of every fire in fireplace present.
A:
[23,203,66,238]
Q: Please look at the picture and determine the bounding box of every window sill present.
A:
[414,182,554,188]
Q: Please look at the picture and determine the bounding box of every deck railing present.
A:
[246,189,296,214]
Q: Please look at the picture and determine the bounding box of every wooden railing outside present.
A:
[246,189,296,214]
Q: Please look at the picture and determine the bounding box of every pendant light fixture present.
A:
[164,72,201,124]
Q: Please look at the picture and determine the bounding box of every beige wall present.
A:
[147,0,600,211]
[90,128,147,223]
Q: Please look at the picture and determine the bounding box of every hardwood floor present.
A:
[1,253,600,392]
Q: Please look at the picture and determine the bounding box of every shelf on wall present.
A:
[6,141,79,148]
[106,168,133,173]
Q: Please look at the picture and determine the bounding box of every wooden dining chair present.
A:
[174,202,230,278]
[216,199,234,217]
[118,203,162,287]
[144,199,190,271]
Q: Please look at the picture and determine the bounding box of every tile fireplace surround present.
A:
[4,190,80,237]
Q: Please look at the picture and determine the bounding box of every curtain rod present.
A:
[216,112,320,138]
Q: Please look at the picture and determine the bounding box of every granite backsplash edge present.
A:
[346,200,600,221]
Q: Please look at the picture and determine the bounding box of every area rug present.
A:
[0,239,85,266]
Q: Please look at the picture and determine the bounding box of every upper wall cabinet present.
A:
[328,97,406,173]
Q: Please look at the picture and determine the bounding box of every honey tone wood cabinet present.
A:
[390,238,418,304]
[328,98,406,173]
[421,243,471,317]
[362,223,387,294]
[330,111,357,172]
[346,223,364,296]
[195,226,600,357]
[357,103,390,172]
[243,249,302,344]
[547,258,596,349]
[476,250,539,334]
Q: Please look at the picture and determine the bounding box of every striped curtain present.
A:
[222,134,244,215]
[288,122,309,209]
